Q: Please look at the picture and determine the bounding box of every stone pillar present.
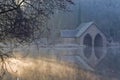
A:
[91,36,97,67]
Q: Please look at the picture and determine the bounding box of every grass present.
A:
[0,46,118,80]
[1,56,118,80]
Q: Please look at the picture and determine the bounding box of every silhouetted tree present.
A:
[0,0,73,79]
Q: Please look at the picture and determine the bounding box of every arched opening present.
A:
[94,34,103,59]
[83,34,92,58]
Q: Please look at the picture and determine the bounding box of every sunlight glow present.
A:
[0,54,103,80]
[3,56,76,79]
[5,58,34,77]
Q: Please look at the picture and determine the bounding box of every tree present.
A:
[0,0,73,79]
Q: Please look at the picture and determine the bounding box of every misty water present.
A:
[1,0,120,80]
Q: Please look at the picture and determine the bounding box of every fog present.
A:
[1,0,120,80]
[80,0,120,41]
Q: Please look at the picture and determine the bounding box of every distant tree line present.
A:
[80,0,120,42]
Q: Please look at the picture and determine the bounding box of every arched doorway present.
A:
[94,34,103,59]
[83,34,92,58]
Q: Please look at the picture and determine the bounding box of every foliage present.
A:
[0,0,74,79]
[0,0,73,43]
[80,0,120,41]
